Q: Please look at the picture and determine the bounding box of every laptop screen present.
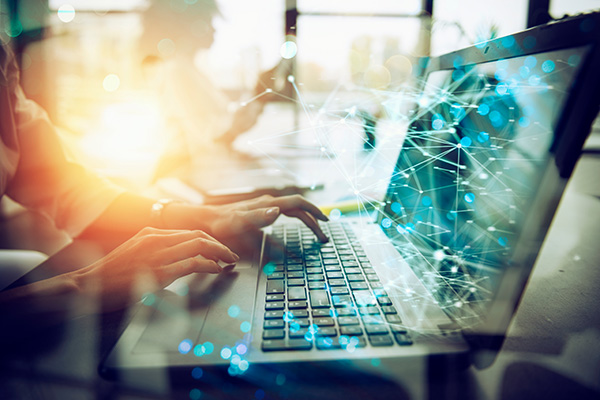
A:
[378,45,591,327]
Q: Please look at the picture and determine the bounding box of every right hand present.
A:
[73,227,239,312]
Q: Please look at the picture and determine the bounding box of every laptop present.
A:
[100,12,600,383]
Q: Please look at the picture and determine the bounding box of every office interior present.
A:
[1,1,600,399]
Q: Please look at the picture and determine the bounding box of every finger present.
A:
[235,207,281,231]
[143,229,223,248]
[284,209,329,243]
[272,195,329,222]
[161,237,239,264]
[165,256,223,278]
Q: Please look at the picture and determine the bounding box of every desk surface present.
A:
[1,138,599,399]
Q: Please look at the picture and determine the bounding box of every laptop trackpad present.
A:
[132,263,258,355]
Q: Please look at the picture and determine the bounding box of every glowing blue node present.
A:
[477,103,490,116]
[494,69,507,81]
[221,347,232,360]
[519,66,530,79]
[501,36,515,48]
[405,222,415,233]
[231,354,241,365]
[524,56,537,69]
[446,212,456,221]
[191,367,203,379]
[528,74,541,86]
[523,36,536,49]
[396,224,407,235]
[519,117,530,127]
[381,218,392,229]
[280,41,297,59]
[284,311,294,322]
[178,339,193,354]
[464,193,475,203]
[189,388,202,400]
[541,60,555,73]
[290,321,300,332]
[495,82,509,96]
[477,131,489,143]
[287,75,295,83]
[236,344,248,355]
[193,344,204,357]
[452,69,465,81]
[228,305,241,318]
[453,56,464,68]
[330,208,342,220]
[391,202,402,213]
[256,389,266,399]
[498,237,508,247]
[203,342,214,355]
[459,137,472,148]
[371,358,381,367]
[339,335,350,346]
[432,118,444,130]
[422,196,432,207]
[489,111,502,123]
[263,262,276,276]
[240,321,251,333]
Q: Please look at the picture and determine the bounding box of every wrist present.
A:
[161,202,217,233]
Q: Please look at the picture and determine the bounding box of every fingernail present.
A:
[232,252,240,262]
[266,207,280,216]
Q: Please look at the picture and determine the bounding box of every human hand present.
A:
[73,227,239,312]
[205,194,329,245]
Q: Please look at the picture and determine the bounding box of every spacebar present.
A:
[262,339,313,351]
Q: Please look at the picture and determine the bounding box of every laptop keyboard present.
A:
[261,221,413,351]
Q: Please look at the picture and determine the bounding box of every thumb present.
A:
[243,207,280,229]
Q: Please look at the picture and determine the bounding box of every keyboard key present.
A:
[340,326,363,336]
[394,333,413,345]
[365,324,388,335]
[265,311,284,319]
[347,275,365,282]
[323,259,340,265]
[267,272,285,280]
[385,314,402,324]
[266,294,284,302]
[267,280,284,294]
[373,289,389,297]
[288,271,304,278]
[329,279,347,287]
[382,306,398,314]
[305,261,322,267]
[370,282,384,289]
[265,302,285,310]
[337,308,357,316]
[377,296,393,306]
[338,316,360,325]
[350,282,369,290]
[308,281,327,290]
[287,264,304,271]
[326,272,344,279]
[264,320,285,329]
[312,309,334,317]
[289,328,309,338]
[288,279,305,286]
[316,337,341,349]
[390,325,408,334]
[342,261,359,267]
[345,268,362,274]
[263,329,285,339]
[332,295,353,308]
[289,309,309,318]
[288,287,306,301]
[321,253,337,259]
[369,334,394,346]
[307,274,325,282]
[354,292,377,307]
[314,317,335,327]
[289,301,308,309]
[358,306,380,315]
[288,319,310,328]
[330,287,349,295]
[310,290,331,308]
[316,327,337,337]
[362,315,384,325]
[262,339,312,351]
[324,265,341,272]
[306,267,322,274]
